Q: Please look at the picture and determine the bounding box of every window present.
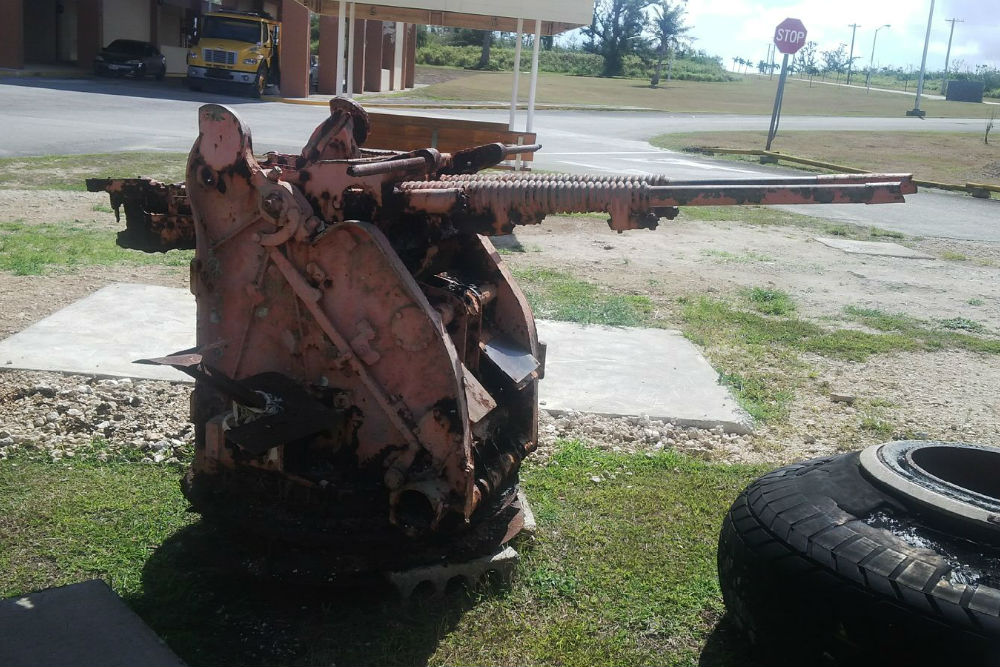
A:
[202,17,261,44]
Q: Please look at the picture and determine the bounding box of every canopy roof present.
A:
[297,0,593,35]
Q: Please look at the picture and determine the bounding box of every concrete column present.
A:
[508,21,523,131]
[279,0,309,97]
[381,22,395,89]
[0,0,23,68]
[335,0,346,95]
[526,19,541,132]
[149,0,159,47]
[392,21,403,91]
[77,0,102,69]
[350,14,364,94]
[403,23,415,88]
[362,20,382,92]
[317,13,340,95]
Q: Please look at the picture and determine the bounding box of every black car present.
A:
[94,39,167,80]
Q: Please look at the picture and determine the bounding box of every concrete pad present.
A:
[0,283,194,383]
[0,283,749,432]
[815,237,935,259]
[0,580,186,667]
[536,320,751,433]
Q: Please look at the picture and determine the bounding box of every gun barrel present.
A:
[436,171,916,194]
[399,175,911,233]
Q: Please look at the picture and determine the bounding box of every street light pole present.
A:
[907,0,935,117]
[846,23,860,85]
[866,24,890,93]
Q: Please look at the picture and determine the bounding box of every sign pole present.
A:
[766,53,790,150]
[766,18,807,150]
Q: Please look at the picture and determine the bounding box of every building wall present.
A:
[0,0,23,67]
[24,1,58,63]
[102,0,150,44]
[58,0,79,61]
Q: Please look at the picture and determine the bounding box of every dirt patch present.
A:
[0,189,113,226]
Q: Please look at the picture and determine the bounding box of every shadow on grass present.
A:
[698,613,757,666]
[130,521,486,667]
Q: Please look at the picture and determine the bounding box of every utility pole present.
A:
[907,0,935,117]
[866,24,890,93]
[943,17,964,75]
[846,23,860,85]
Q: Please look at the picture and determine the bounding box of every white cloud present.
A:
[683,0,997,70]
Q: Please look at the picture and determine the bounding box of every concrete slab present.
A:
[536,320,751,433]
[0,283,749,432]
[0,580,186,667]
[815,237,936,259]
[0,283,194,383]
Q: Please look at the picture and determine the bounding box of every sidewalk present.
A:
[0,283,751,433]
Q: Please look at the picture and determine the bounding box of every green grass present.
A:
[512,267,659,327]
[649,130,1000,187]
[700,249,773,264]
[745,288,795,316]
[0,222,192,275]
[940,250,969,261]
[405,69,989,118]
[0,442,763,666]
[676,292,1000,423]
[843,306,1000,353]
[0,152,188,190]
[968,298,985,306]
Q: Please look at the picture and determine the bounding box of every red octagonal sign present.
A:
[774,18,807,54]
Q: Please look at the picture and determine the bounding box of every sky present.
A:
[680,0,999,72]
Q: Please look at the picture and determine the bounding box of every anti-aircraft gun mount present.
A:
[88,99,915,577]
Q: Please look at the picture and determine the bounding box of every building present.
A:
[0,0,417,97]
[0,0,594,104]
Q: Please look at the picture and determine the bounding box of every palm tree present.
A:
[649,1,689,87]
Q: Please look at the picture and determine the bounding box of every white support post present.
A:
[346,2,356,97]
[393,22,404,90]
[526,19,541,133]
[335,1,346,96]
[508,18,523,131]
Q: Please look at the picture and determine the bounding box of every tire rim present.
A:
[860,440,1000,530]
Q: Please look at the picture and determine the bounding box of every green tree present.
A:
[583,0,652,77]
[821,43,848,82]
[797,40,819,85]
[649,0,689,87]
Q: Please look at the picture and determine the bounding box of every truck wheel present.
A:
[718,442,1000,666]
[253,65,268,98]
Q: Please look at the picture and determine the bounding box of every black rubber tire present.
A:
[718,452,1000,666]
[155,68,165,81]
[252,65,268,99]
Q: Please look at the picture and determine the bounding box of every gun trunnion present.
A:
[87,99,914,574]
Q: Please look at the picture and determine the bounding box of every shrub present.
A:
[416,45,736,82]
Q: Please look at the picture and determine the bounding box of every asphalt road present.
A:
[2,77,997,241]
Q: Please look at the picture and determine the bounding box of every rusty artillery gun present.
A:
[88,99,915,577]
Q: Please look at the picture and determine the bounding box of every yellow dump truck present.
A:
[186,10,280,98]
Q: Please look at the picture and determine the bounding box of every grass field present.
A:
[407,68,995,118]
[0,443,762,666]
[650,130,1000,185]
[0,152,188,190]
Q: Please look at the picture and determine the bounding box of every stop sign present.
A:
[773,18,807,54]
